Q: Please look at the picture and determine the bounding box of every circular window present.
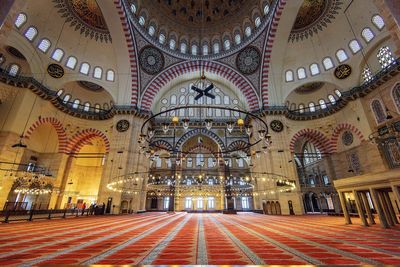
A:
[342,131,354,146]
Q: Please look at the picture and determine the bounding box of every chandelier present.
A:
[138,105,271,158]
[368,119,400,144]
[107,170,295,197]
[12,173,54,195]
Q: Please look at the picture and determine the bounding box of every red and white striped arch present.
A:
[114,0,139,106]
[261,0,287,107]
[330,123,366,153]
[66,128,110,154]
[140,61,260,112]
[25,117,68,153]
[289,128,334,154]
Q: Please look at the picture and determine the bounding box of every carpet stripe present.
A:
[196,214,208,264]
[140,214,192,264]
[82,213,186,265]
[229,215,382,265]
[249,214,400,257]
[17,214,177,266]
[217,215,322,265]
[0,215,157,248]
[209,215,264,264]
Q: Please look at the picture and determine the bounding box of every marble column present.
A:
[370,188,390,228]
[361,191,375,225]
[378,191,395,226]
[338,191,352,224]
[353,190,368,226]
[383,191,399,224]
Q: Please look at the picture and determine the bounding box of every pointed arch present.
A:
[66,128,110,154]
[24,117,67,153]
[140,60,260,111]
[175,128,226,152]
[289,129,333,154]
[330,123,366,152]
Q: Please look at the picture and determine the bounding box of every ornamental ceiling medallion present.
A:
[47,64,65,79]
[139,46,165,75]
[53,0,112,43]
[289,0,343,42]
[236,46,261,75]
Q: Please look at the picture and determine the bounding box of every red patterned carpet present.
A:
[0,212,400,266]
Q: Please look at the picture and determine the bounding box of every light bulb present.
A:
[205,119,213,130]
[182,118,190,130]
[226,121,234,133]
[162,123,170,133]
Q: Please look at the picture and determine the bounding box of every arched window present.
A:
[255,17,261,27]
[264,4,270,15]
[72,99,80,109]
[170,94,177,105]
[56,89,64,97]
[223,95,230,105]
[215,95,221,105]
[310,63,320,76]
[191,44,198,55]
[83,102,90,112]
[148,26,155,36]
[202,44,209,55]
[285,70,294,82]
[362,67,373,82]
[159,33,166,44]
[299,104,305,114]
[372,14,385,30]
[392,84,400,112]
[15,13,27,28]
[104,103,109,110]
[65,56,77,69]
[80,62,90,75]
[63,94,71,103]
[180,42,187,54]
[38,38,51,53]
[51,48,64,62]
[235,34,241,45]
[94,104,101,113]
[138,16,145,26]
[169,39,176,50]
[328,94,336,104]
[245,26,252,37]
[334,89,342,97]
[322,57,334,70]
[377,46,395,68]
[224,39,231,50]
[160,106,167,117]
[106,70,115,81]
[8,64,20,76]
[196,154,204,167]
[362,27,375,43]
[213,42,220,54]
[303,142,322,165]
[24,26,37,41]
[319,99,327,109]
[130,3,137,14]
[297,67,306,79]
[371,99,386,124]
[349,39,361,54]
[336,49,349,62]
[93,67,102,79]
[309,102,315,112]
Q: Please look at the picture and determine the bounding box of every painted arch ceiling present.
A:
[10,0,375,109]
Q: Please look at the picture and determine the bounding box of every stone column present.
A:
[361,191,375,225]
[370,188,390,228]
[353,190,368,226]
[338,191,352,224]
[391,185,400,215]
[383,191,399,224]
[378,191,395,226]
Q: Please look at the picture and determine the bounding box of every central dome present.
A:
[129,0,273,59]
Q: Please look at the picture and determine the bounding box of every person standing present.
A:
[81,202,86,216]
